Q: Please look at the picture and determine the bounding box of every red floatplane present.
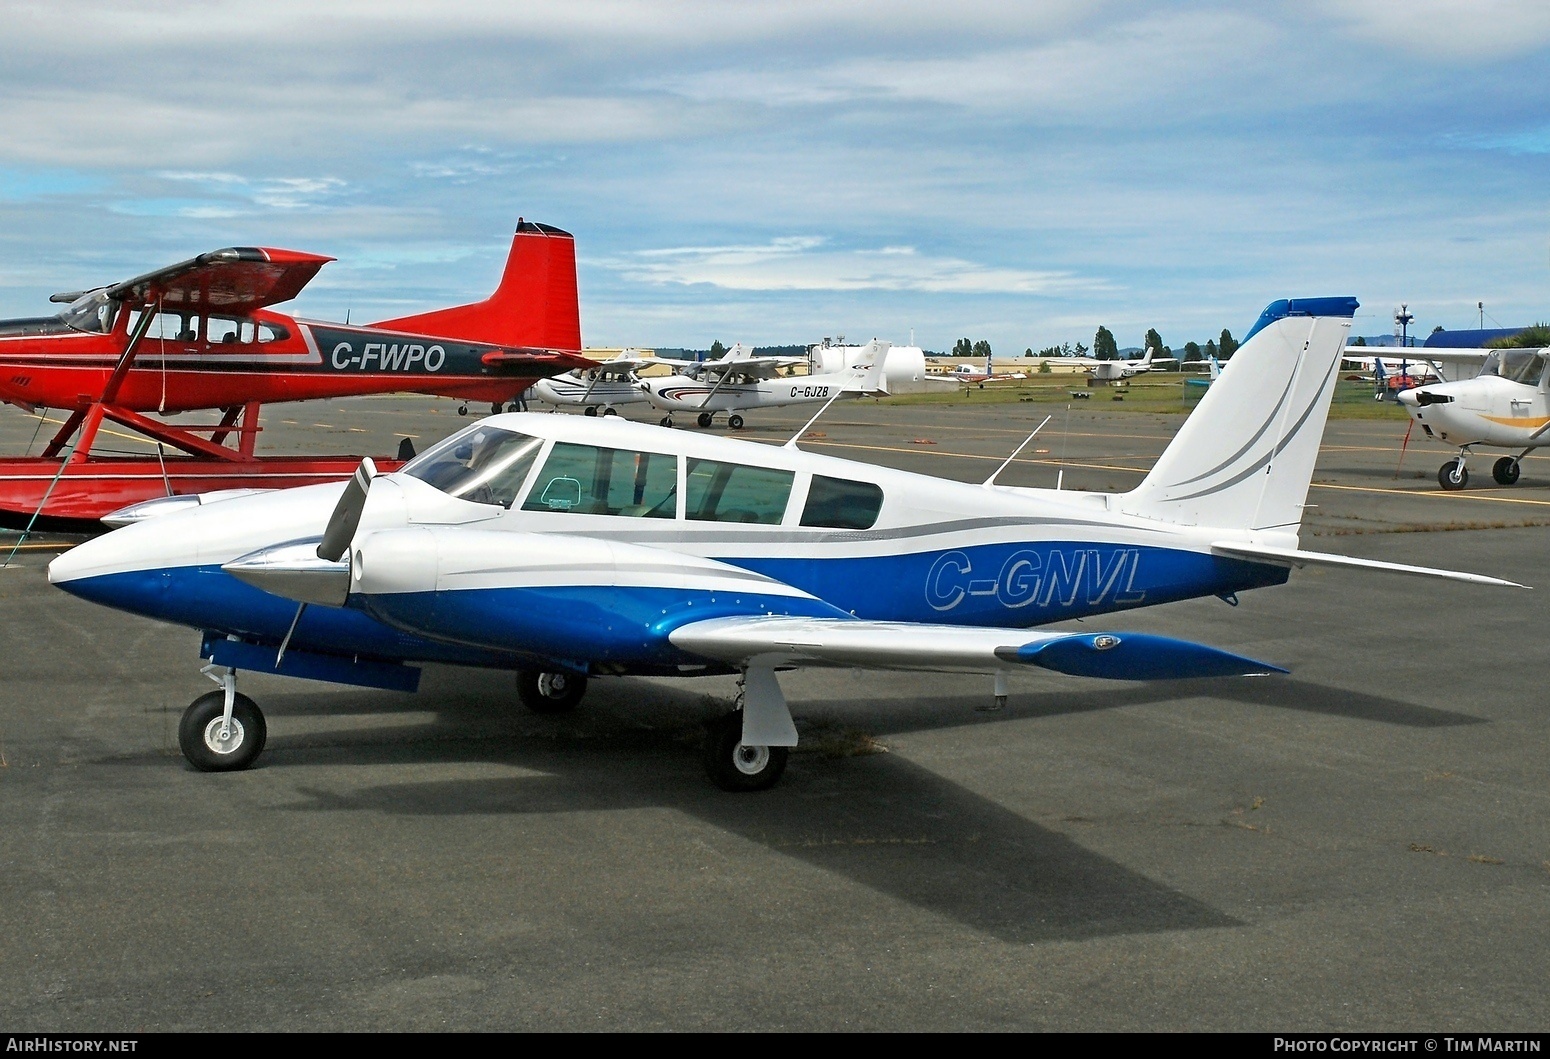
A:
[0,220,588,523]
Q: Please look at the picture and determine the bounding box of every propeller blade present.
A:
[316,457,376,562]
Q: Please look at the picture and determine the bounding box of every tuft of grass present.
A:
[1466,854,1505,865]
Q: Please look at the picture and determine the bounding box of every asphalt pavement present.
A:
[2,394,1547,1031]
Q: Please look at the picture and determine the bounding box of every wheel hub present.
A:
[733,743,770,775]
[202,717,246,755]
[539,672,568,698]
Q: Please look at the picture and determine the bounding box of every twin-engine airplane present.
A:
[1396,344,1550,489]
[48,296,1523,791]
[637,342,882,429]
[529,351,653,416]
[0,221,589,521]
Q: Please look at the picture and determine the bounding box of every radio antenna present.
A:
[982,416,1052,486]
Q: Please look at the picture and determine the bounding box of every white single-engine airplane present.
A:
[49,296,1523,792]
[638,342,884,429]
[1091,347,1157,381]
[529,351,653,416]
[1396,345,1550,489]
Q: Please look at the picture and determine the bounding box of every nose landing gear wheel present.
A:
[515,668,588,713]
[703,712,787,792]
[602,407,618,416]
[457,403,469,417]
[727,414,745,430]
[1438,459,1469,490]
[660,416,674,428]
[696,412,714,429]
[178,691,266,772]
[1493,457,1521,485]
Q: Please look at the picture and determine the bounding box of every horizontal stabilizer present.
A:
[670,615,1284,680]
[1210,541,1527,588]
[999,632,1285,681]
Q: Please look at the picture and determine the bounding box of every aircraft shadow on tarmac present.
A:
[201,664,1482,945]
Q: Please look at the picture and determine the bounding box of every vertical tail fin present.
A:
[1118,297,1357,532]
[842,340,891,394]
[370,220,581,351]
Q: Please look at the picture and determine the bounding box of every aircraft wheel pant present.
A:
[727,414,745,430]
[516,668,587,713]
[1493,457,1521,486]
[697,412,714,429]
[1439,459,1469,490]
[178,691,266,772]
[703,712,788,792]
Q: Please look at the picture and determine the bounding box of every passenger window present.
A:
[685,459,794,524]
[520,443,677,517]
[404,427,544,508]
[800,475,884,529]
[257,322,289,343]
[208,317,255,344]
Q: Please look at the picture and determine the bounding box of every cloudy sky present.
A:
[1,0,1547,352]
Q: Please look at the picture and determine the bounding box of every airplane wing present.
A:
[105,247,335,312]
[700,356,799,380]
[1343,346,1491,363]
[480,349,596,374]
[669,615,1284,680]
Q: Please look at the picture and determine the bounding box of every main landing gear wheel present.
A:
[602,407,618,416]
[703,712,787,792]
[696,412,714,429]
[727,413,745,430]
[516,668,588,713]
[1438,459,1469,490]
[178,691,266,772]
[584,405,598,416]
[1493,457,1521,485]
[660,416,674,428]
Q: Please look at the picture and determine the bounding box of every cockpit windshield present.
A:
[402,426,544,508]
[1481,349,1549,386]
[58,289,116,334]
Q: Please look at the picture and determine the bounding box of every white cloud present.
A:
[1313,0,1550,59]
[600,236,1106,295]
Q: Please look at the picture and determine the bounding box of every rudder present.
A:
[371,220,581,351]
[1118,297,1357,532]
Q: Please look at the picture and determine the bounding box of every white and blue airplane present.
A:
[47,297,1522,791]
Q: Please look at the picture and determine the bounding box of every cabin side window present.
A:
[403,426,545,508]
[520,443,677,517]
[800,475,884,530]
[207,316,257,345]
[685,459,794,524]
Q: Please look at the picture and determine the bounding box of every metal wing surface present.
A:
[105,247,334,312]
[669,615,1285,680]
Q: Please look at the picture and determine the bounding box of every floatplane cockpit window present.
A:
[405,426,545,508]
[521,442,677,517]
[1481,350,1550,386]
[686,459,794,525]
[59,290,116,334]
[800,475,884,530]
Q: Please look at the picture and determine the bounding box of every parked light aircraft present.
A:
[1396,345,1550,489]
[529,351,653,416]
[48,296,1522,791]
[1184,356,1222,389]
[809,340,956,394]
[638,341,886,429]
[1091,347,1156,381]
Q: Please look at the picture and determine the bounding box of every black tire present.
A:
[727,414,745,430]
[515,668,587,713]
[457,403,469,417]
[697,412,714,429]
[1493,457,1521,485]
[602,407,618,416]
[490,402,503,416]
[1438,460,1468,490]
[702,712,788,792]
[660,416,674,428]
[178,691,266,772]
[584,405,598,417]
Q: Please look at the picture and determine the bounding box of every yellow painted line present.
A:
[1309,482,1550,508]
